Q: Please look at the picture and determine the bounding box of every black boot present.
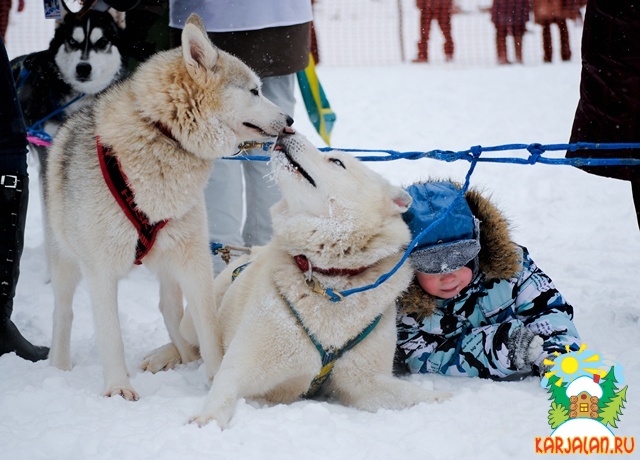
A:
[0,173,48,361]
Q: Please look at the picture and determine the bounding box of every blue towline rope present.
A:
[219,141,639,301]
[222,141,640,167]
[26,93,86,143]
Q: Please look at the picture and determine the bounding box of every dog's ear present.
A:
[389,186,412,214]
[182,13,219,84]
[186,13,208,36]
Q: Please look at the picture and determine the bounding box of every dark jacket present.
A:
[170,23,311,77]
[491,0,532,27]
[533,0,580,23]
[567,0,640,183]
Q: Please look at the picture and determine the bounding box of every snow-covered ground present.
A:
[2,2,638,460]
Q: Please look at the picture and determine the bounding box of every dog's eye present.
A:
[68,38,78,47]
[250,88,259,96]
[329,158,345,169]
[94,38,109,50]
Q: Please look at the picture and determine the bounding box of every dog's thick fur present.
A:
[144,130,450,428]
[45,14,292,400]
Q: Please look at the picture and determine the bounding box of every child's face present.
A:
[416,266,473,299]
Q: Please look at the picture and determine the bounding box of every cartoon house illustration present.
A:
[566,375,601,419]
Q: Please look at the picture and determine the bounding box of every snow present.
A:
[2,3,639,460]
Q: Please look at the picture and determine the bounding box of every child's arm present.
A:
[511,247,581,372]
[397,313,540,379]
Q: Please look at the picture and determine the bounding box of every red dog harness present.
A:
[97,137,168,265]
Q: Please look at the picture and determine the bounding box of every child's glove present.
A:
[534,355,554,378]
[507,326,544,371]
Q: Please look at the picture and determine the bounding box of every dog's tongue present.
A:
[275,127,295,151]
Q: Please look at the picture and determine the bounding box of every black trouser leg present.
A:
[632,181,640,231]
[0,174,49,361]
[0,35,48,361]
[0,174,48,361]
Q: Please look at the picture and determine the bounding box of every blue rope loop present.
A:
[218,141,639,301]
[223,141,640,167]
[26,93,86,143]
[526,143,545,164]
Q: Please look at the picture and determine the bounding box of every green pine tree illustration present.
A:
[546,374,570,410]
[598,366,619,412]
[599,386,627,429]
[548,402,569,429]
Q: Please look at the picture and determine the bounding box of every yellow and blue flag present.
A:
[296,54,336,146]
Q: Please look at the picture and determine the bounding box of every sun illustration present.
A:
[543,344,607,387]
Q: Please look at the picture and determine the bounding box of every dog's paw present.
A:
[188,414,224,429]
[431,391,453,403]
[140,343,181,373]
[103,386,140,401]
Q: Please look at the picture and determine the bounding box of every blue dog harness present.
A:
[231,262,382,397]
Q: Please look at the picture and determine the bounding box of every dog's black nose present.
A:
[76,62,92,79]
[286,115,294,127]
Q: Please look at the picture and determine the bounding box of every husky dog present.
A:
[143,129,450,428]
[11,9,126,180]
[45,14,293,401]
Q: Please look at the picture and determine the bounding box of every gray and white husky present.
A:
[45,14,292,401]
[11,9,126,178]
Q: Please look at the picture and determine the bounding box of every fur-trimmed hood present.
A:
[397,180,521,319]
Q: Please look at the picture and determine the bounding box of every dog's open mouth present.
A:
[243,122,276,138]
[274,130,316,187]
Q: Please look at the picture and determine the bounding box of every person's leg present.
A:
[414,7,432,62]
[438,9,454,61]
[557,19,571,61]
[495,25,508,64]
[513,23,524,64]
[542,21,553,62]
[0,36,48,361]
[242,74,296,246]
[205,158,245,274]
[0,0,10,41]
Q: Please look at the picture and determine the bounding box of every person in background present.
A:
[413,0,454,63]
[567,0,640,230]
[395,180,581,380]
[120,0,169,72]
[310,0,320,64]
[1,0,25,41]
[533,0,579,62]
[168,0,312,274]
[491,0,531,65]
[0,35,48,361]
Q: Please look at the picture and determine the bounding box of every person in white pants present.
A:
[169,0,313,272]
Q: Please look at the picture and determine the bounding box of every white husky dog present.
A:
[143,129,450,428]
[45,14,292,401]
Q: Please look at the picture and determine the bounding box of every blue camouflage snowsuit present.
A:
[396,246,581,380]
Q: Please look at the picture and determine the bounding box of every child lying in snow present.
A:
[395,180,581,380]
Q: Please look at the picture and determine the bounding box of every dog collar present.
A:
[293,254,370,277]
[97,137,168,265]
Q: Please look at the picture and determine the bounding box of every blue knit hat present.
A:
[403,182,480,274]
